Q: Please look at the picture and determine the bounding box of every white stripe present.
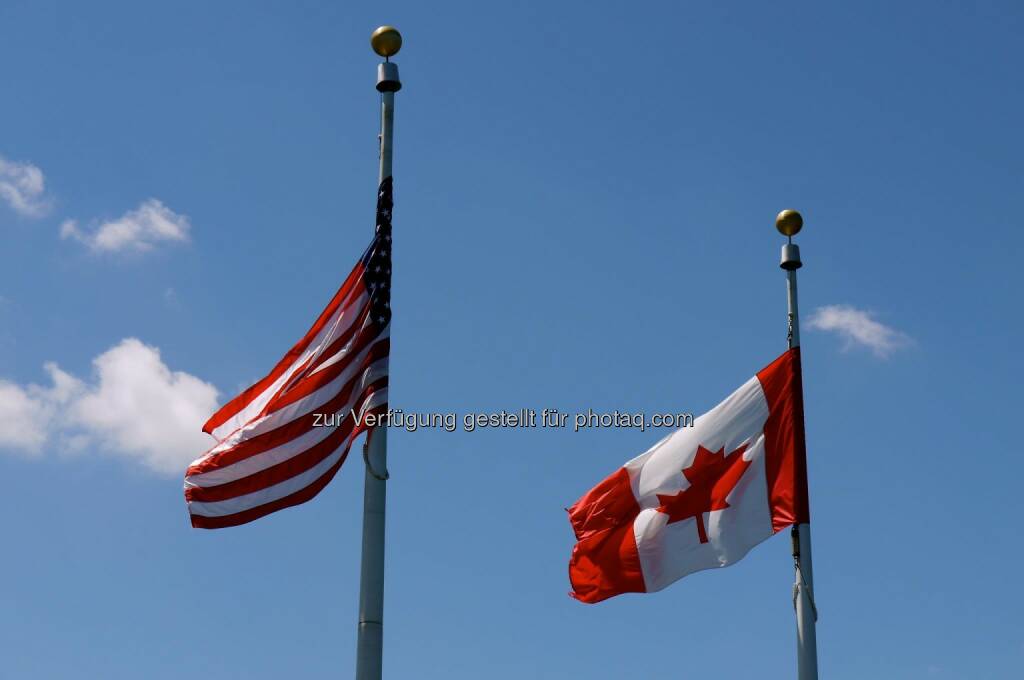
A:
[188,390,389,517]
[236,329,387,440]
[207,290,369,441]
[308,313,377,377]
[185,365,388,487]
[226,330,388,442]
[188,328,387,470]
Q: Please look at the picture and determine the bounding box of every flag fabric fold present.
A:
[184,178,394,529]
[567,349,810,603]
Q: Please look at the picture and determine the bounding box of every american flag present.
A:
[184,178,393,529]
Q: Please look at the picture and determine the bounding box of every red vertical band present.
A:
[568,521,646,604]
[568,467,640,540]
[567,467,647,603]
[757,348,811,533]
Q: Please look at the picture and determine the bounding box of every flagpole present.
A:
[356,25,402,680]
[777,209,818,680]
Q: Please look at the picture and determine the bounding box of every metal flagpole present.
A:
[776,209,818,680]
[356,25,402,680]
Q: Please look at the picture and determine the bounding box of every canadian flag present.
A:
[567,349,810,603]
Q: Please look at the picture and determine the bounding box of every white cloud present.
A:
[0,154,50,217]
[0,339,219,474]
[61,199,191,253]
[806,304,912,358]
[0,364,82,453]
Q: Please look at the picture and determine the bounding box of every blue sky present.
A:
[1,1,1022,678]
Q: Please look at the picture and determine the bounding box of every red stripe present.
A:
[304,303,373,375]
[756,347,811,533]
[264,301,372,405]
[185,379,388,502]
[201,261,368,435]
[566,466,646,603]
[262,315,382,414]
[189,445,352,529]
[186,340,389,475]
[188,406,390,529]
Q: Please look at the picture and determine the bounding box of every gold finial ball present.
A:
[775,209,803,237]
[371,26,402,57]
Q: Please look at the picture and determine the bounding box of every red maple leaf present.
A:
[656,444,752,543]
